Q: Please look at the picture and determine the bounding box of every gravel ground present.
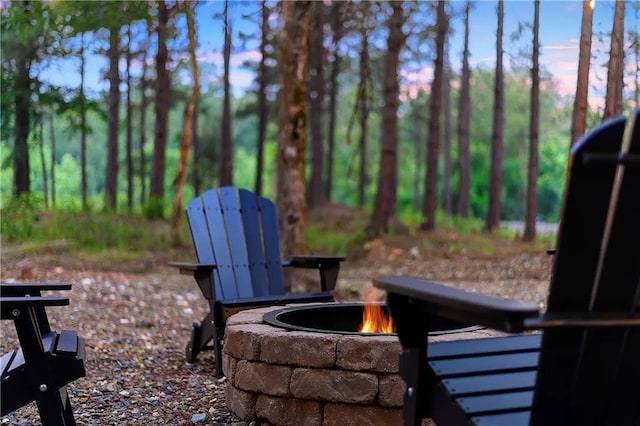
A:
[0,239,551,425]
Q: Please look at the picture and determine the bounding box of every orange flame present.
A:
[358,290,394,333]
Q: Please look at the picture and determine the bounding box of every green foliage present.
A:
[144,196,165,220]
[1,209,172,251]
[306,224,352,256]
[0,193,44,241]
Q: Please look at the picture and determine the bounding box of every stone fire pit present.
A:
[223,303,496,425]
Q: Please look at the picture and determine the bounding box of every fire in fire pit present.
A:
[359,302,394,333]
[263,302,480,336]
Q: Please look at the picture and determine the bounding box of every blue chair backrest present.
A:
[185,187,286,300]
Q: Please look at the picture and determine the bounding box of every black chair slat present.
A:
[472,411,530,426]
[427,334,541,360]
[429,351,539,378]
[442,371,536,396]
[602,328,640,425]
[55,330,78,355]
[546,115,624,312]
[0,282,72,295]
[0,351,17,377]
[531,116,627,424]
[458,391,533,416]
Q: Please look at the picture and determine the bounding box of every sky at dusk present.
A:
[194,0,635,107]
[38,0,636,109]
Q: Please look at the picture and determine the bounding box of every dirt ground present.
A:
[0,223,553,425]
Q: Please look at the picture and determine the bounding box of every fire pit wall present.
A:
[223,304,496,426]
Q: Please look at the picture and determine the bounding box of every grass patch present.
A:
[1,209,181,252]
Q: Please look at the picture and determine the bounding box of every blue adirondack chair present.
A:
[171,187,345,377]
[374,109,640,425]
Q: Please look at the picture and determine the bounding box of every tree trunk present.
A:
[421,0,447,231]
[126,24,134,212]
[523,0,540,243]
[49,107,56,207]
[220,0,233,186]
[79,33,88,210]
[358,17,371,209]
[191,98,201,196]
[255,0,269,196]
[442,43,453,215]
[603,0,626,120]
[38,111,48,208]
[634,1,640,107]
[277,0,312,268]
[139,32,149,207]
[105,23,120,212]
[367,1,405,238]
[411,98,425,212]
[485,0,505,232]
[172,4,199,245]
[12,6,32,197]
[150,0,170,215]
[457,0,472,217]
[570,0,593,145]
[307,0,325,209]
[325,1,345,202]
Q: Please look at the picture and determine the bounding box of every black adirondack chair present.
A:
[171,187,345,377]
[1,282,86,426]
[374,109,640,426]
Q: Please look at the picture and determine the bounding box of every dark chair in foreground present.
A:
[374,109,640,426]
[171,187,345,377]
[1,282,86,425]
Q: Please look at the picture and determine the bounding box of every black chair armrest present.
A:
[374,275,539,333]
[285,255,346,293]
[1,282,72,296]
[1,296,70,319]
[286,255,346,268]
[168,262,217,275]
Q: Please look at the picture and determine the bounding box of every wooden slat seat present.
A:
[1,282,86,425]
[374,108,640,426]
[171,187,346,377]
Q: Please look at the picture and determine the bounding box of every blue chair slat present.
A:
[186,196,222,299]
[218,187,254,299]
[200,188,240,299]
[239,188,270,297]
[259,195,286,296]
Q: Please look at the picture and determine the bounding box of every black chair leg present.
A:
[61,390,77,426]
[186,321,203,363]
[213,325,225,378]
[36,387,73,426]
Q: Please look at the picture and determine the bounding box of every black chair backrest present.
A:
[186,187,286,300]
[532,110,640,424]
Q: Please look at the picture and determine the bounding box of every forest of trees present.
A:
[1,0,638,252]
